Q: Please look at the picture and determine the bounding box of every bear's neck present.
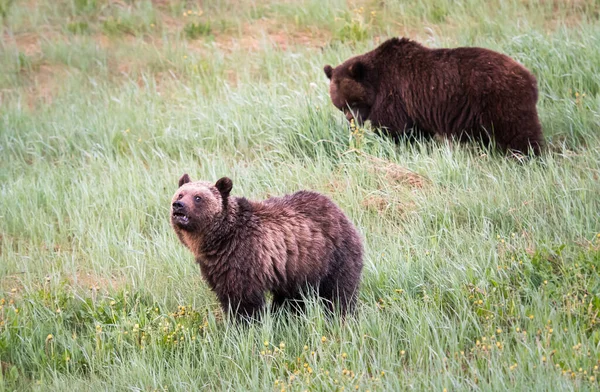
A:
[194,197,253,264]
[372,38,424,84]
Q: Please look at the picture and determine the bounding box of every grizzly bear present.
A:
[324,37,544,155]
[170,174,364,321]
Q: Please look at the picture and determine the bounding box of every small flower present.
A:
[263,340,269,347]
[279,342,285,349]
[321,336,327,343]
[496,328,502,334]
[46,334,54,342]
[529,315,534,320]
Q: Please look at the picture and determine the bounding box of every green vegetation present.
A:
[1,0,599,390]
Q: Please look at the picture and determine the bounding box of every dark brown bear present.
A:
[170,174,363,321]
[324,37,544,155]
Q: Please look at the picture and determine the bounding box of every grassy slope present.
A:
[1,0,600,390]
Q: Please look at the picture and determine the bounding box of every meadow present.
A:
[1,0,600,390]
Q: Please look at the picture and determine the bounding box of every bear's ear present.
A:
[324,65,333,79]
[178,173,191,187]
[348,61,365,80]
[215,177,233,198]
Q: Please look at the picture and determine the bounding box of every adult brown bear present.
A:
[324,38,544,155]
[170,174,364,321]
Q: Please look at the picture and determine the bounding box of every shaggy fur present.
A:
[170,174,364,321]
[324,37,544,155]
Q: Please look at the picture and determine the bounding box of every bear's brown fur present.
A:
[324,38,544,155]
[170,174,364,321]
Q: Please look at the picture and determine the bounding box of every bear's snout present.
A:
[171,201,190,226]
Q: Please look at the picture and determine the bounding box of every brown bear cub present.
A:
[324,38,544,155]
[170,174,363,321]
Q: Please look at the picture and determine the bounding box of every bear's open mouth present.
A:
[343,105,370,125]
[172,212,189,224]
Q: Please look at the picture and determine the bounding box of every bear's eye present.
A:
[177,194,183,200]
[194,196,202,203]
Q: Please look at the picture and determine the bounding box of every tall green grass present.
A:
[1,0,599,390]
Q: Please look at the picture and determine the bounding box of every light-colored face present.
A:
[170,181,223,232]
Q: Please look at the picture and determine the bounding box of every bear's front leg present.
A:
[218,292,265,322]
[368,100,415,142]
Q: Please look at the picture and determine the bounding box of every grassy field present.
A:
[1,0,600,390]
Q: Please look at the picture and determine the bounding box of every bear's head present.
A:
[170,174,233,233]
[324,57,377,125]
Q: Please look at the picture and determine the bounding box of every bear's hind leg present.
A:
[319,235,362,317]
[319,251,361,317]
[318,275,359,317]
